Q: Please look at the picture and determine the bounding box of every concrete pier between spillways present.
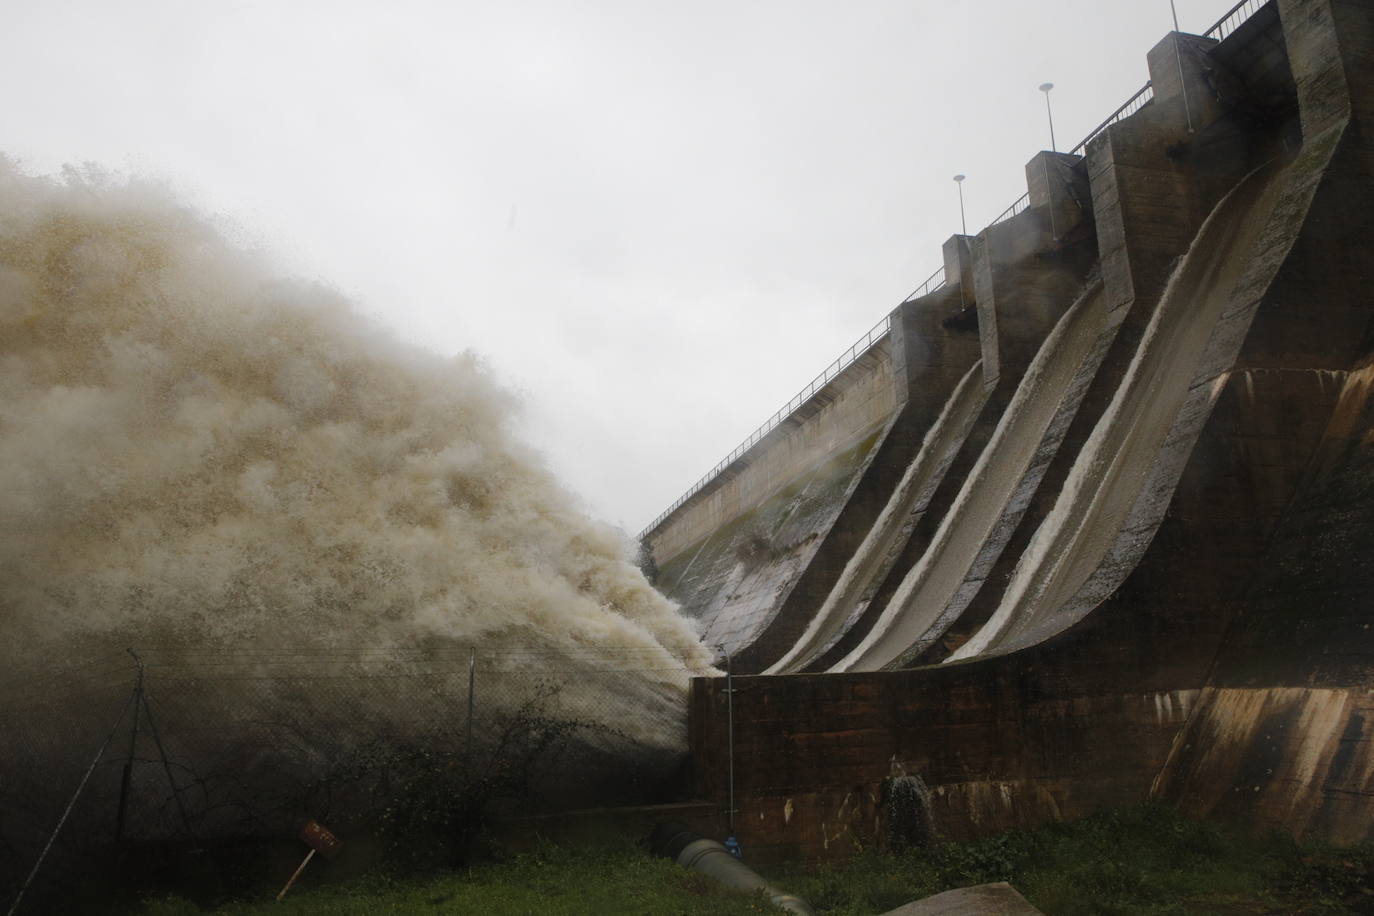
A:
[644,0,1374,863]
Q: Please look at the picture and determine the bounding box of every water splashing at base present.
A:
[0,158,715,751]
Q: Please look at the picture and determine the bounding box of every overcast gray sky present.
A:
[1,0,1244,533]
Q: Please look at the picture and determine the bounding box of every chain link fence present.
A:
[0,645,707,911]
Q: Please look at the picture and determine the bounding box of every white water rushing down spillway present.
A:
[0,160,715,753]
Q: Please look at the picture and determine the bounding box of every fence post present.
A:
[114,656,144,841]
[718,645,740,858]
[466,647,476,778]
[129,650,197,844]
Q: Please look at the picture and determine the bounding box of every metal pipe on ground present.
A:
[649,822,816,916]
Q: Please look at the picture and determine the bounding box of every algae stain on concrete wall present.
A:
[1154,687,1374,843]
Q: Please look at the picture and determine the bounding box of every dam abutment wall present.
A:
[644,0,1374,862]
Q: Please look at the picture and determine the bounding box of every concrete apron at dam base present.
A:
[642,0,1374,864]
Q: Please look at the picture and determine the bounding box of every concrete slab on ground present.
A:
[879,881,1043,915]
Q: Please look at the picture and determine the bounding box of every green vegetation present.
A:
[138,806,1374,915]
[137,840,774,916]
[783,805,1374,914]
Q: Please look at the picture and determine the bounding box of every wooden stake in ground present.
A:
[276,820,343,902]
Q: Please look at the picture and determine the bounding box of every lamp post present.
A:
[1039,82,1057,152]
[952,174,969,309]
[953,174,967,236]
[1167,1,1195,132]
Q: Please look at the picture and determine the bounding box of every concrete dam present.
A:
[643,0,1374,861]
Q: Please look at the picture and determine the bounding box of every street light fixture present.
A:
[1166,1,1195,131]
[1039,82,1057,152]
[953,174,967,235]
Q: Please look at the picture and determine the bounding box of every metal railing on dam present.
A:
[989,79,1158,228]
[639,313,895,538]
[640,0,1270,542]
[1207,0,1267,40]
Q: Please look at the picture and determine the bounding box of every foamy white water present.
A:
[0,159,714,748]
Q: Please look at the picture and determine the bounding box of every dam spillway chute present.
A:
[642,279,985,671]
[639,1,1359,686]
[831,276,1112,672]
[763,358,988,674]
[952,152,1315,661]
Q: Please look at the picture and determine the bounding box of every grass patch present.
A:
[783,805,1374,915]
[136,838,776,916]
[135,806,1374,915]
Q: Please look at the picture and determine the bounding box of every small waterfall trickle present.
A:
[883,771,936,850]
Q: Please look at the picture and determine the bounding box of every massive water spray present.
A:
[0,159,715,763]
